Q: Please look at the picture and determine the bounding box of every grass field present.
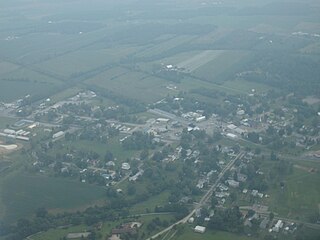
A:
[0,61,19,75]
[134,35,196,59]
[192,50,250,84]
[0,172,106,222]
[222,79,273,94]
[260,159,320,221]
[49,86,83,103]
[65,137,138,162]
[35,45,140,78]
[268,168,320,220]
[30,224,89,240]
[86,67,171,103]
[172,227,256,240]
[0,117,15,129]
[0,68,64,101]
[30,214,176,240]
[130,191,170,215]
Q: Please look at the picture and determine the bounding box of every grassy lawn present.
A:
[65,137,138,162]
[0,172,106,222]
[130,191,170,215]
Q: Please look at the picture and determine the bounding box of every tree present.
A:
[127,184,136,196]
[35,207,48,218]
[104,151,114,161]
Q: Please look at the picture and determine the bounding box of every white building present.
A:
[196,116,206,122]
[226,179,240,188]
[194,226,206,234]
[121,162,131,170]
[53,131,65,139]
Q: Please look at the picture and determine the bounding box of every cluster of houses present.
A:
[108,222,142,240]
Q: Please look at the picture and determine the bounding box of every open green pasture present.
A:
[222,79,273,94]
[264,161,320,221]
[30,213,176,240]
[0,172,106,222]
[86,67,171,103]
[65,137,138,162]
[129,191,170,215]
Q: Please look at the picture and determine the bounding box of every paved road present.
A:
[146,152,245,240]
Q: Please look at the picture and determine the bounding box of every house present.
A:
[53,131,65,139]
[121,162,130,170]
[226,179,240,188]
[195,208,202,218]
[66,232,91,239]
[196,116,206,122]
[194,226,206,234]
[260,218,269,229]
[226,133,237,139]
[108,235,121,240]
[156,118,170,123]
[237,173,247,182]
[251,189,259,197]
[272,220,283,232]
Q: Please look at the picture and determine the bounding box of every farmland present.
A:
[0,0,319,240]
[86,67,172,103]
[0,172,106,222]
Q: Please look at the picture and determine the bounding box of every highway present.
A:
[146,151,245,240]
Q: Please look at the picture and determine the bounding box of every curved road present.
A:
[146,152,245,240]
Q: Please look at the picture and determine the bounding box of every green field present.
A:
[192,50,250,84]
[130,191,170,215]
[86,67,172,103]
[267,167,320,220]
[173,227,256,240]
[30,214,176,240]
[222,79,273,94]
[0,117,15,129]
[134,35,196,59]
[0,172,106,222]
[0,67,64,101]
[35,45,140,78]
[66,138,138,163]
